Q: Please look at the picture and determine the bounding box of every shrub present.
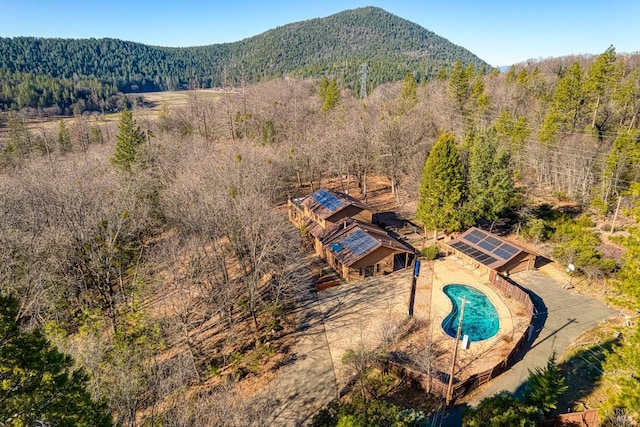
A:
[421,245,439,260]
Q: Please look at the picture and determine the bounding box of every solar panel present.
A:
[484,256,498,265]
[475,253,492,264]
[330,242,344,253]
[311,189,344,212]
[450,241,466,250]
[448,240,499,266]
[341,229,378,256]
[478,235,501,252]
[493,243,519,260]
[463,229,486,244]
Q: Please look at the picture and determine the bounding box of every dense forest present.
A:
[0,7,488,115]
[1,44,640,425]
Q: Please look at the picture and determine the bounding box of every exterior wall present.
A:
[499,253,536,275]
[313,237,324,258]
[288,201,305,228]
[351,247,395,271]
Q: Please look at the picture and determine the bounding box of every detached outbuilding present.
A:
[288,189,415,282]
[445,227,536,278]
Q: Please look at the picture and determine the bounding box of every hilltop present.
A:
[0,7,488,112]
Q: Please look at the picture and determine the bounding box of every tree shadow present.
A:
[554,337,619,414]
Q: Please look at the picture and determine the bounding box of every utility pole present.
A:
[408,260,420,317]
[446,296,466,406]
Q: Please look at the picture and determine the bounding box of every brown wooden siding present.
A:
[499,253,536,275]
[351,247,395,270]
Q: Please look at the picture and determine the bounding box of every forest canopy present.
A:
[0,7,488,114]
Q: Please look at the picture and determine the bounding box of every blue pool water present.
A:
[441,284,499,342]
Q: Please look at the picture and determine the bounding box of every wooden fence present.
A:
[390,270,535,401]
[542,409,600,427]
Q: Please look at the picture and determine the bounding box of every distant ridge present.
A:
[0,7,490,110]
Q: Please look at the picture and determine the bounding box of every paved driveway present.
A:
[258,263,338,426]
[443,269,619,426]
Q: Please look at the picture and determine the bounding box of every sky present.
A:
[1,0,638,67]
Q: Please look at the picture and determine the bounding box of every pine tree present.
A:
[583,46,618,132]
[318,75,329,101]
[322,78,340,112]
[57,118,72,154]
[0,294,113,426]
[600,183,640,419]
[463,391,543,427]
[523,352,568,415]
[110,108,145,173]
[399,72,417,109]
[600,129,640,207]
[449,61,470,111]
[539,61,585,144]
[466,131,514,226]
[416,132,464,241]
[614,182,640,308]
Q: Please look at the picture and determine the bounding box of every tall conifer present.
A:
[416,132,464,241]
[110,108,145,173]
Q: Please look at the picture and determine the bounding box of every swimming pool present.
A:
[441,284,499,342]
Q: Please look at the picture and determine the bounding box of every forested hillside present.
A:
[1,46,640,424]
[0,7,488,114]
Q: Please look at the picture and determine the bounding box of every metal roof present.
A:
[300,189,372,221]
[320,218,414,267]
[445,227,532,271]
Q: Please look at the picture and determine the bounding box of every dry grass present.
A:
[140,88,225,111]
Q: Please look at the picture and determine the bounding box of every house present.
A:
[288,189,415,282]
[288,188,372,229]
[444,227,536,278]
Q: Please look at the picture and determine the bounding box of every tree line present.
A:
[0,7,488,114]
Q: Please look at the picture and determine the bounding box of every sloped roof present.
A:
[300,189,372,221]
[445,227,532,271]
[320,218,414,267]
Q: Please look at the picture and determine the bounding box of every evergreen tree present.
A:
[583,46,618,133]
[110,108,145,173]
[463,391,543,427]
[494,110,530,165]
[322,78,340,112]
[466,130,515,226]
[523,352,568,416]
[0,294,113,426]
[57,118,72,154]
[6,112,32,159]
[318,75,329,101]
[600,183,640,418]
[416,132,464,241]
[539,61,585,143]
[600,129,640,208]
[449,60,470,111]
[399,72,417,108]
[614,182,640,309]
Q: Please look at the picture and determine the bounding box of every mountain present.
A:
[0,7,489,112]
